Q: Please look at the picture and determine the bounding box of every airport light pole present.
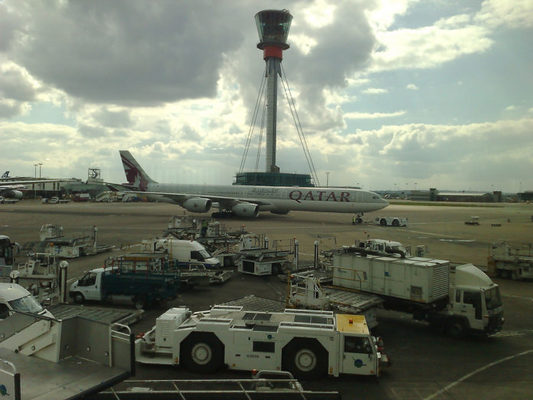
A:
[255,9,292,173]
[33,163,38,199]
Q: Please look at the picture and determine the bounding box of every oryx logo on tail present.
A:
[119,150,156,191]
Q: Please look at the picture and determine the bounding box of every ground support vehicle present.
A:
[164,216,243,265]
[0,235,17,276]
[374,216,408,227]
[24,224,113,258]
[237,234,293,275]
[0,196,19,204]
[465,216,480,225]
[0,283,133,400]
[143,238,222,268]
[329,246,504,337]
[289,271,383,329]
[488,241,533,280]
[8,253,63,304]
[141,239,233,284]
[136,305,390,378]
[361,238,411,257]
[69,253,181,309]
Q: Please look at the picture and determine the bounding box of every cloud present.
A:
[4,0,251,106]
[345,111,406,119]
[362,88,388,94]
[475,0,533,29]
[78,124,108,138]
[371,23,493,72]
[406,83,418,90]
[92,108,132,128]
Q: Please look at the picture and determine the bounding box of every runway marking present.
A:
[423,349,533,400]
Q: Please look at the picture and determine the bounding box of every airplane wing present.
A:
[121,190,273,207]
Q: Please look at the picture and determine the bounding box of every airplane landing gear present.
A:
[352,213,363,225]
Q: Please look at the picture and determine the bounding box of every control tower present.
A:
[235,9,314,187]
[256,9,292,173]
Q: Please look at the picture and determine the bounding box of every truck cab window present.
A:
[79,272,97,286]
[344,336,372,354]
[190,251,205,261]
[463,290,482,319]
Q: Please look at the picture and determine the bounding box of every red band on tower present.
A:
[263,46,283,60]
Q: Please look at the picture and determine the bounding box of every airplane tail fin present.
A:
[119,150,157,190]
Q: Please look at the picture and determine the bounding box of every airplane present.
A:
[120,150,388,218]
[0,178,77,201]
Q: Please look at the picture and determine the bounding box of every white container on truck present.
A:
[333,254,450,305]
[330,247,504,337]
[136,305,390,378]
[143,238,221,268]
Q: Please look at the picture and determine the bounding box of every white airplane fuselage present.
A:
[119,150,388,216]
[147,182,388,214]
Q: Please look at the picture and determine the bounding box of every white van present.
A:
[144,239,221,269]
[0,282,52,319]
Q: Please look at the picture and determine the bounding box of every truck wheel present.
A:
[446,319,467,338]
[356,217,363,224]
[392,219,400,227]
[73,293,84,304]
[283,339,327,379]
[181,332,224,373]
[380,218,387,226]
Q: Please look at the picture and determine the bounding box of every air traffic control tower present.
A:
[235,9,313,187]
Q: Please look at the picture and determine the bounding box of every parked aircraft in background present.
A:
[120,150,388,217]
[0,178,76,201]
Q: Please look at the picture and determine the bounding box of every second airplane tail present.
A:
[119,150,157,190]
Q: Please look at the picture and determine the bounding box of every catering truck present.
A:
[69,253,181,309]
[136,305,390,378]
[290,246,504,338]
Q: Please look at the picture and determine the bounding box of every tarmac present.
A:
[1,200,533,399]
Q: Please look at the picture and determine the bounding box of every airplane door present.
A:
[340,335,376,376]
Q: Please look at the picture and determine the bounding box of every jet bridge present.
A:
[0,311,134,400]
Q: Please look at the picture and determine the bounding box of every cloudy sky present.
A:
[1,0,532,193]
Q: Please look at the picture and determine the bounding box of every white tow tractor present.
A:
[136,305,390,378]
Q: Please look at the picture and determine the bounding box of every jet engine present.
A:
[232,202,259,217]
[182,197,212,213]
[5,190,23,199]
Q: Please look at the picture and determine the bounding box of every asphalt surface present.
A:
[1,200,533,399]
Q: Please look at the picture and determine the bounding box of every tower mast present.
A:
[255,10,293,173]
